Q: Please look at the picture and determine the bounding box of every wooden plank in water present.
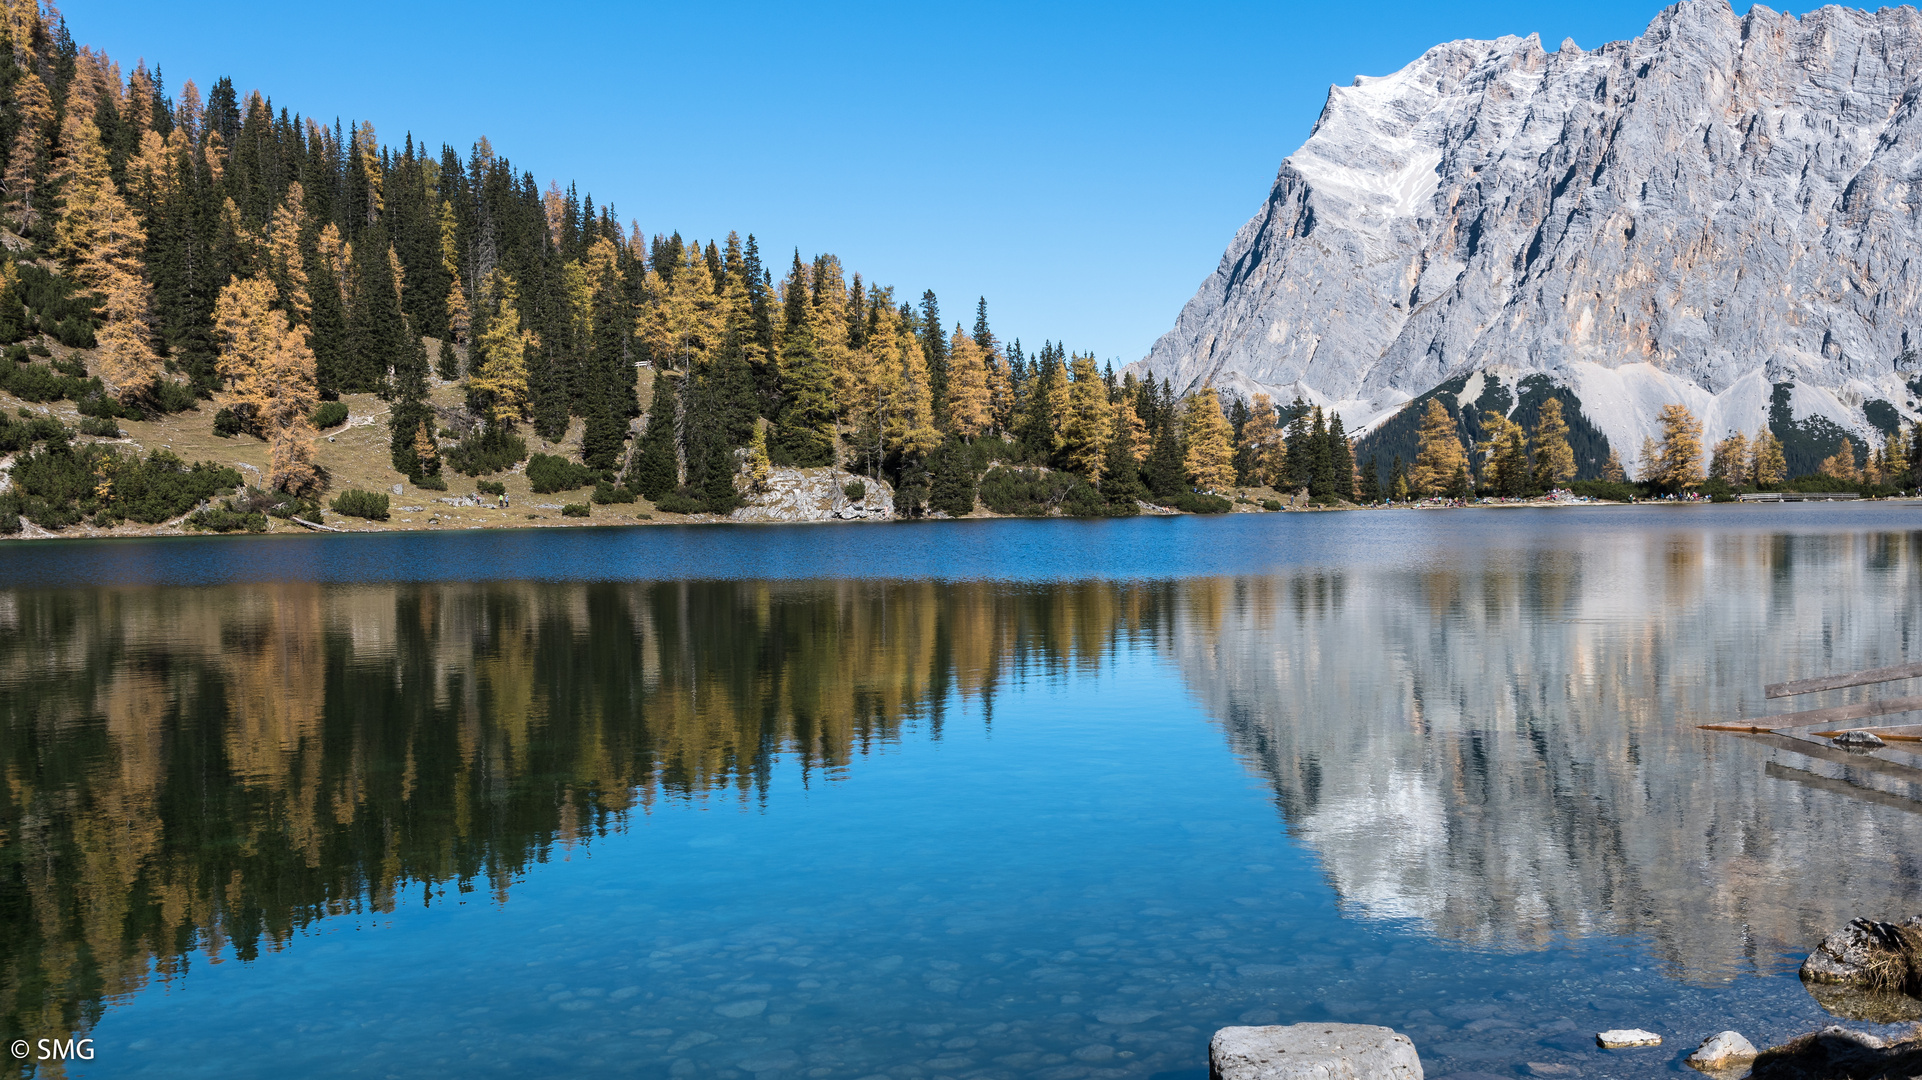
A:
[1735,695,1922,730]
[1765,661,1922,699]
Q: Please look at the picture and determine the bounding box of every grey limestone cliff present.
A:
[1134,0,1922,474]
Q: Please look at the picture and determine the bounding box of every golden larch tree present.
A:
[1601,448,1626,481]
[55,112,161,403]
[946,327,992,439]
[5,71,52,231]
[468,269,531,427]
[1751,429,1787,488]
[1116,390,1150,464]
[439,201,468,343]
[1818,438,1858,480]
[1653,404,1704,489]
[214,276,319,494]
[1708,431,1750,485]
[1237,393,1281,487]
[1530,398,1576,487]
[1411,399,1467,496]
[1182,387,1237,492]
[1060,354,1113,481]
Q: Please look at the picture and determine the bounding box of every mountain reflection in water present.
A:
[1187,529,1922,979]
[0,525,1918,1063]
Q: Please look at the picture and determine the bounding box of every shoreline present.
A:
[2,490,1909,544]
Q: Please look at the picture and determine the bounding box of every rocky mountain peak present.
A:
[1132,0,1922,476]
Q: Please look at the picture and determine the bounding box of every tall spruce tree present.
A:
[1100,408,1146,514]
[774,255,834,466]
[626,371,679,498]
[389,316,433,478]
[927,435,977,516]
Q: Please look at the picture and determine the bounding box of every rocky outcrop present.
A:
[1800,916,1922,1020]
[1802,917,1922,993]
[1209,1024,1422,1080]
[1134,0,1922,475]
[729,467,894,524]
[1747,1026,1922,1080]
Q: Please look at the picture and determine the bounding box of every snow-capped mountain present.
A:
[1132,0,1922,474]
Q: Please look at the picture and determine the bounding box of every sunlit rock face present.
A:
[1135,0,1922,472]
[1168,531,1922,981]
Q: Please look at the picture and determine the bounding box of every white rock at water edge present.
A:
[1209,1023,1422,1080]
[1686,1031,1758,1071]
[1596,1029,1662,1048]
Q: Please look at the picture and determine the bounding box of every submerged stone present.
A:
[1596,1029,1661,1048]
[1209,1023,1422,1080]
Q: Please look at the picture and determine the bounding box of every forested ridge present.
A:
[0,0,1315,529]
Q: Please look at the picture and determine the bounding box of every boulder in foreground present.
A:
[1748,1025,1922,1080]
[1210,1023,1421,1080]
[1686,1031,1758,1071]
[1801,917,1922,995]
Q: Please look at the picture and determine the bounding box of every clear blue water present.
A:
[3,504,1920,1079]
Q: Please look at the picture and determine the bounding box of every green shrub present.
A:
[77,416,120,437]
[329,489,391,521]
[311,401,349,429]
[8,444,241,528]
[49,318,92,348]
[653,490,703,514]
[25,342,48,357]
[1569,479,1642,502]
[842,479,867,500]
[561,503,589,517]
[414,472,448,491]
[0,358,97,403]
[1167,490,1232,514]
[50,356,86,378]
[1262,499,1283,511]
[0,411,67,452]
[149,379,199,414]
[475,479,507,497]
[592,480,636,504]
[187,505,267,533]
[1059,478,1107,518]
[978,466,1074,516]
[77,393,136,420]
[446,428,528,476]
[1783,474,1859,493]
[526,452,597,493]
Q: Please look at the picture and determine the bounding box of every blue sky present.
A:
[75,0,1786,364]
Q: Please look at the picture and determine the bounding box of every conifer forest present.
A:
[0,0,1385,532]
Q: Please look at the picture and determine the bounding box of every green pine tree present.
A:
[1101,410,1146,514]
[1326,413,1356,501]
[625,371,679,499]
[773,257,834,466]
[389,317,432,477]
[1146,416,1186,500]
[927,435,977,516]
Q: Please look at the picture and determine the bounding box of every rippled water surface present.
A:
[3,505,1921,1079]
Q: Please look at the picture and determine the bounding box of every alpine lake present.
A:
[2,504,1920,1080]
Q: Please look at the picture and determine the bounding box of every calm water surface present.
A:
[2,505,1920,1079]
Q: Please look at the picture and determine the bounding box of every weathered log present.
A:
[1767,662,1922,699]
